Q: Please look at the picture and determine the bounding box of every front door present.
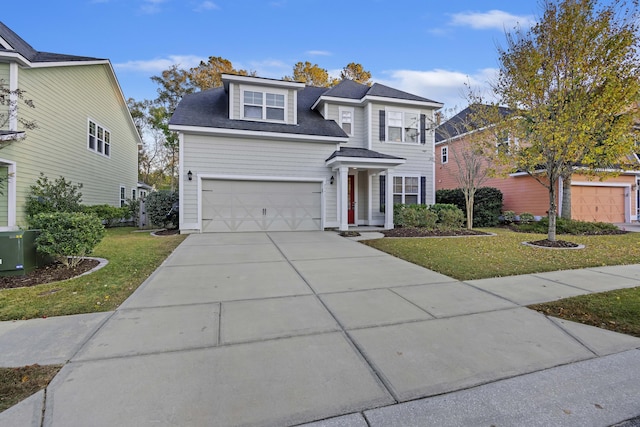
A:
[348,175,355,224]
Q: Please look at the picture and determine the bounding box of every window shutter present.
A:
[421,176,427,204]
[420,114,426,144]
[380,175,386,212]
[379,110,386,141]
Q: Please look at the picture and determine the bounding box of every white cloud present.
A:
[246,59,291,79]
[450,10,534,31]
[193,1,218,12]
[114,55,205,73]
[140,0,168,14]
[305,50,332,56]
[375,68,499,111]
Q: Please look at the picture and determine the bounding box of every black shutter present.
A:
[380,175,386,212]
[421,176,426,204]
[420,114,426,144]
[379,110,386,141]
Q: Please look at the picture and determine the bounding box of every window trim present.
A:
[339,106,354,136]
[239,85,288,123]
[393,175,421,205]
[119,185,126,208]
[385,108,421,144]
[441,145,448,164]
[88,118,111,158]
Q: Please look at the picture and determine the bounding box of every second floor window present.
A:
[88,120,111,157]
[387,111,420,143]
[339,108,353,135]
[441,146,448,164]
[243,90,285,121]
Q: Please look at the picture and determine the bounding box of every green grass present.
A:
[364,228,640,280]
[0,228,186,321]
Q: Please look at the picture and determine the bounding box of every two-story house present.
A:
[169,74,443,233]
[0,22,140,230]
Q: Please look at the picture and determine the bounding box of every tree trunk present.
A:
[548,179,557,241]
[561,175,572,219]
[465,192,474,229]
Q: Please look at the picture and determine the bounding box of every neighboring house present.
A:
[0,22,140,229]
[435,105,640,223]
[169,74,443,233]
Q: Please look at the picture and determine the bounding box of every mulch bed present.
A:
[382,228,491,238]
[153,229,180,236]
[526,239,580,248]
[0,259,100,290]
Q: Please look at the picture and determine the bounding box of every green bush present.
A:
[502,210,516,224]
[517,216,620,235]
[125,198,141,227]
[83,204,127,227]
[29,212,105,268]
[519,212,535,224]
[435,187,503,227]
[25,173,83,219]
[146,190,179,228]
[437,207,465,229]
[394,204,438,229]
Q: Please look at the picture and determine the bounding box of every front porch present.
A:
[325,147,406,232]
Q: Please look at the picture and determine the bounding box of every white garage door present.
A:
[201,180,322,232]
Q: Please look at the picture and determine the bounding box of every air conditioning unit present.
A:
[0,231,42,276]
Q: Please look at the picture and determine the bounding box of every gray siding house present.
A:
[169,74,442,233]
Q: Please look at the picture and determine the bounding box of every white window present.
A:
[386,110,420,143]
[393,176,419,205]
[441,146,448,164]
[242,89,285,122]
[88,119,111,157]
[120,186,126,208]
[339,107,354,136]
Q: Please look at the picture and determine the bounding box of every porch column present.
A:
[338,166,349,231]
[385,169,394,229]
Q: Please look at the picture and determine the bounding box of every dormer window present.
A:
[242,89,285,122]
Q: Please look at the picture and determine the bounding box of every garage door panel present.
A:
[571,185,625,223]
[202,180,322,232]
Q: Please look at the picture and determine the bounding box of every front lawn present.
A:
[0,228,186,321]
[364,228,640,281]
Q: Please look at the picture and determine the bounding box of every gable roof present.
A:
[313,79,443,108]
[0,22,104,64]
[169,85,348,139]
[435,104,511,143]
[326,147,404,161]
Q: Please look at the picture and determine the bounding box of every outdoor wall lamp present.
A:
[187,170,193,181]
[330,175,334,185]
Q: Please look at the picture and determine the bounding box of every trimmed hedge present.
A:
[393,203,464,230]
[436,187,503,227]
[146,190,179,228]
[83,204,128,227]
[29,212,105,268]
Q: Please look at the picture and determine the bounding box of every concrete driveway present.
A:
[4,231,640,426]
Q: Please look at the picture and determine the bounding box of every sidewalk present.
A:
[1,231,639,426]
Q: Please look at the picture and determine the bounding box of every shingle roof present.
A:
[435,104,511,143]
[320,79,441,105]
[169,85,348,138]
[326,147,404,161]
[0,22,104,63]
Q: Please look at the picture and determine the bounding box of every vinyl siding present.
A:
[3,63,138,226]
[0,63,9,124]
[324,103,366,148]
[0,166,7,225]
[370,103,436,204]
[181,134,337,226]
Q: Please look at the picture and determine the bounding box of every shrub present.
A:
[83,204,127,227]
[519,212,535,224]
[25,173,83,219]
[517,216,620,234]
[394,204,438,229]
[502,210,516,224]
[437,207,465,229]
[435,187,503,227]
[125,198,141,227]
[29,212,105,268]
[146,190,179,228]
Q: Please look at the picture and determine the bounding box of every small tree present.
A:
[146,190,179,228]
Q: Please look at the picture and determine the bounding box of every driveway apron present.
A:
[39,231,640,427]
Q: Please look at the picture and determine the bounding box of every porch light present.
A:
[187,170,193,181]
[330,175,334,185]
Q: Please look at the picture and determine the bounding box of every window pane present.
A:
[405,195,418,205]
[97,127,103,140]
[405,113,419,128]
[405,127,419,142]
[89,136,96,150]
[244,91,262,104]
[393,195,403,204]
[104,131,110,143]
[104,143,110,156]
[342,122,352,134]
[98,140,103,153]
[406,177,418,193]
[393,177,403,193]
[244,105,262,118]
[266,93,284,107]
[266,107,284,120]
[388,127,402,142]
[89,121,96,136]
[341,111,352,123]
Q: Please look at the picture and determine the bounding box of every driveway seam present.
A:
[265,233,401,404]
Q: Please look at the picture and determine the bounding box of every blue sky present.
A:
[4,0,541,111]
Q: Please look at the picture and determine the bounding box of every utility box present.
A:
[0,230,42,276]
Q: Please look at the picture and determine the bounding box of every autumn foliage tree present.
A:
[488,0,640,242]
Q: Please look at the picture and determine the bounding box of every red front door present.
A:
[348,175,355,224]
